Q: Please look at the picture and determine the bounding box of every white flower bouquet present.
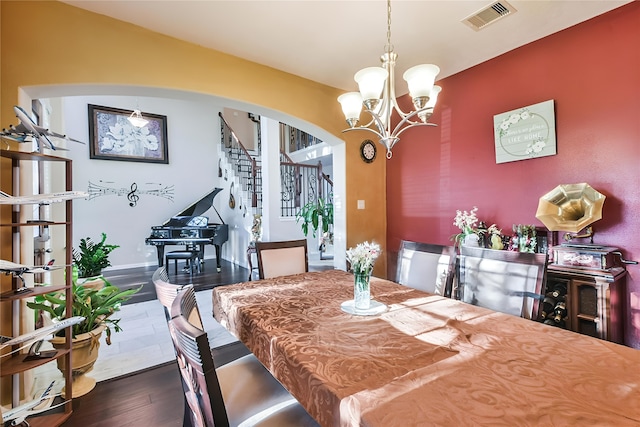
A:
[452,206,479,245]
[346,241,381,275]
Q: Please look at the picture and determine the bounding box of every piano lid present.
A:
[163,188,225,226]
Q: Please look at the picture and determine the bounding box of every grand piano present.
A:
[145,188,229,272]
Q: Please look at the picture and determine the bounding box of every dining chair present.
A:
[153,266,190,321]
[152,267,252,364]
[255,239,308,279]
[457,246,548,319]
[395,240,457,297]
[168,286,319,427]
[153,266,251,427]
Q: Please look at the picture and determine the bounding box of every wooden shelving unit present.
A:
[0,221,71,227]
[0,284,67,302]
[0,149,75,426]
[0,349,72,377]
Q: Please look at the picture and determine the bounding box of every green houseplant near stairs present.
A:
[296,196,334,239]
[296,196,334,257]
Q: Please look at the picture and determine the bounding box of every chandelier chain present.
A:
[386,0,393,53]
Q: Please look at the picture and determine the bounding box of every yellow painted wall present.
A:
[343,132,387,274]
[0,0,389,404]
[0,0,388,276]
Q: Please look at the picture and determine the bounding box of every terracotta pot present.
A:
[77,276,106,290]
[50,325,106,397]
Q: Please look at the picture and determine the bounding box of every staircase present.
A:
[219,113,262,214]
[218,112,332,220]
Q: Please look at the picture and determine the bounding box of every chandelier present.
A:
[127,109,149,127]
[128,102,149,128]
[337,0,441,159]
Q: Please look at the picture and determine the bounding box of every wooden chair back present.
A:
[169,282,204,330]
[255,239,308,279]
[169,292,229,427]
[457,246,548,319]
[152,267,176,317]
[395,240,457,297]
[152,267,203,329]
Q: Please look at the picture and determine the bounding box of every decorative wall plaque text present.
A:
[493,99,556,164]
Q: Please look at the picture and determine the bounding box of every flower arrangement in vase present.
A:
[452,207,508,251]
[452,207,479,247]
[510,224,537,253]
[345,241,381,310]
[451,206,543,253]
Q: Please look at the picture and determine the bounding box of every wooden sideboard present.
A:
[543,265,626,343]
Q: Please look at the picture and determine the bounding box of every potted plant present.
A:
[295,195,334,239]
[26,278,140,397]
[72,232,119,279]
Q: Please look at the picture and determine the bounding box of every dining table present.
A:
[212,269,640,427]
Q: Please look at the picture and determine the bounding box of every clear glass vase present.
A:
[463,233,480,247]
[354,272,371,310]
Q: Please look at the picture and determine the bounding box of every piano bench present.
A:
[165,251,201,275]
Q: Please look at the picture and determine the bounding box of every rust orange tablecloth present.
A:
[212,270,640,427]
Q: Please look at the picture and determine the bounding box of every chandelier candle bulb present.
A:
[337,92,364,126]
[403,64,440,101]
[354,67,388,107]
[427,86,442,107]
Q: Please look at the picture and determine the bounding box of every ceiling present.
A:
[61,0,630,96]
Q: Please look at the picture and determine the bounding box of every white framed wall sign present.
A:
[493,99,556,164]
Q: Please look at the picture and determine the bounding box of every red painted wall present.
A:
[387,2,640,347]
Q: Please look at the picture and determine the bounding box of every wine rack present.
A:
[539,264,626,343]
[539,278,569,327]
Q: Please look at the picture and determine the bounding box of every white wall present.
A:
[43,88,347,272]
[216,143,258,267]
[260,117,318,251]
[63,95,226,269]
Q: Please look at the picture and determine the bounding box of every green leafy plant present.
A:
[295,196,333,238]
[26,278,140,345]
[72,233,119,278]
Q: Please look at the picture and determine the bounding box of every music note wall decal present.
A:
[87,181,174,207]
[126,183,139,207]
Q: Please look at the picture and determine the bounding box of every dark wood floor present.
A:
[61,361,185,427]
[60,341,252,427]
[61,259,251,426]
[58,261,332,426]
[104,258,253,305]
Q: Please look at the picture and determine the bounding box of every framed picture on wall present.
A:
[493,99,556,164]
[88,104,169,164]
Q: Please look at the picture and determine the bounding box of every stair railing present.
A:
[219,113,261,209]
[279,158,333,217]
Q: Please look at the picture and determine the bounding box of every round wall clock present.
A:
[360,139,377,163]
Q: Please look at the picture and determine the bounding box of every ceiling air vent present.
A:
[462,1,517,31]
